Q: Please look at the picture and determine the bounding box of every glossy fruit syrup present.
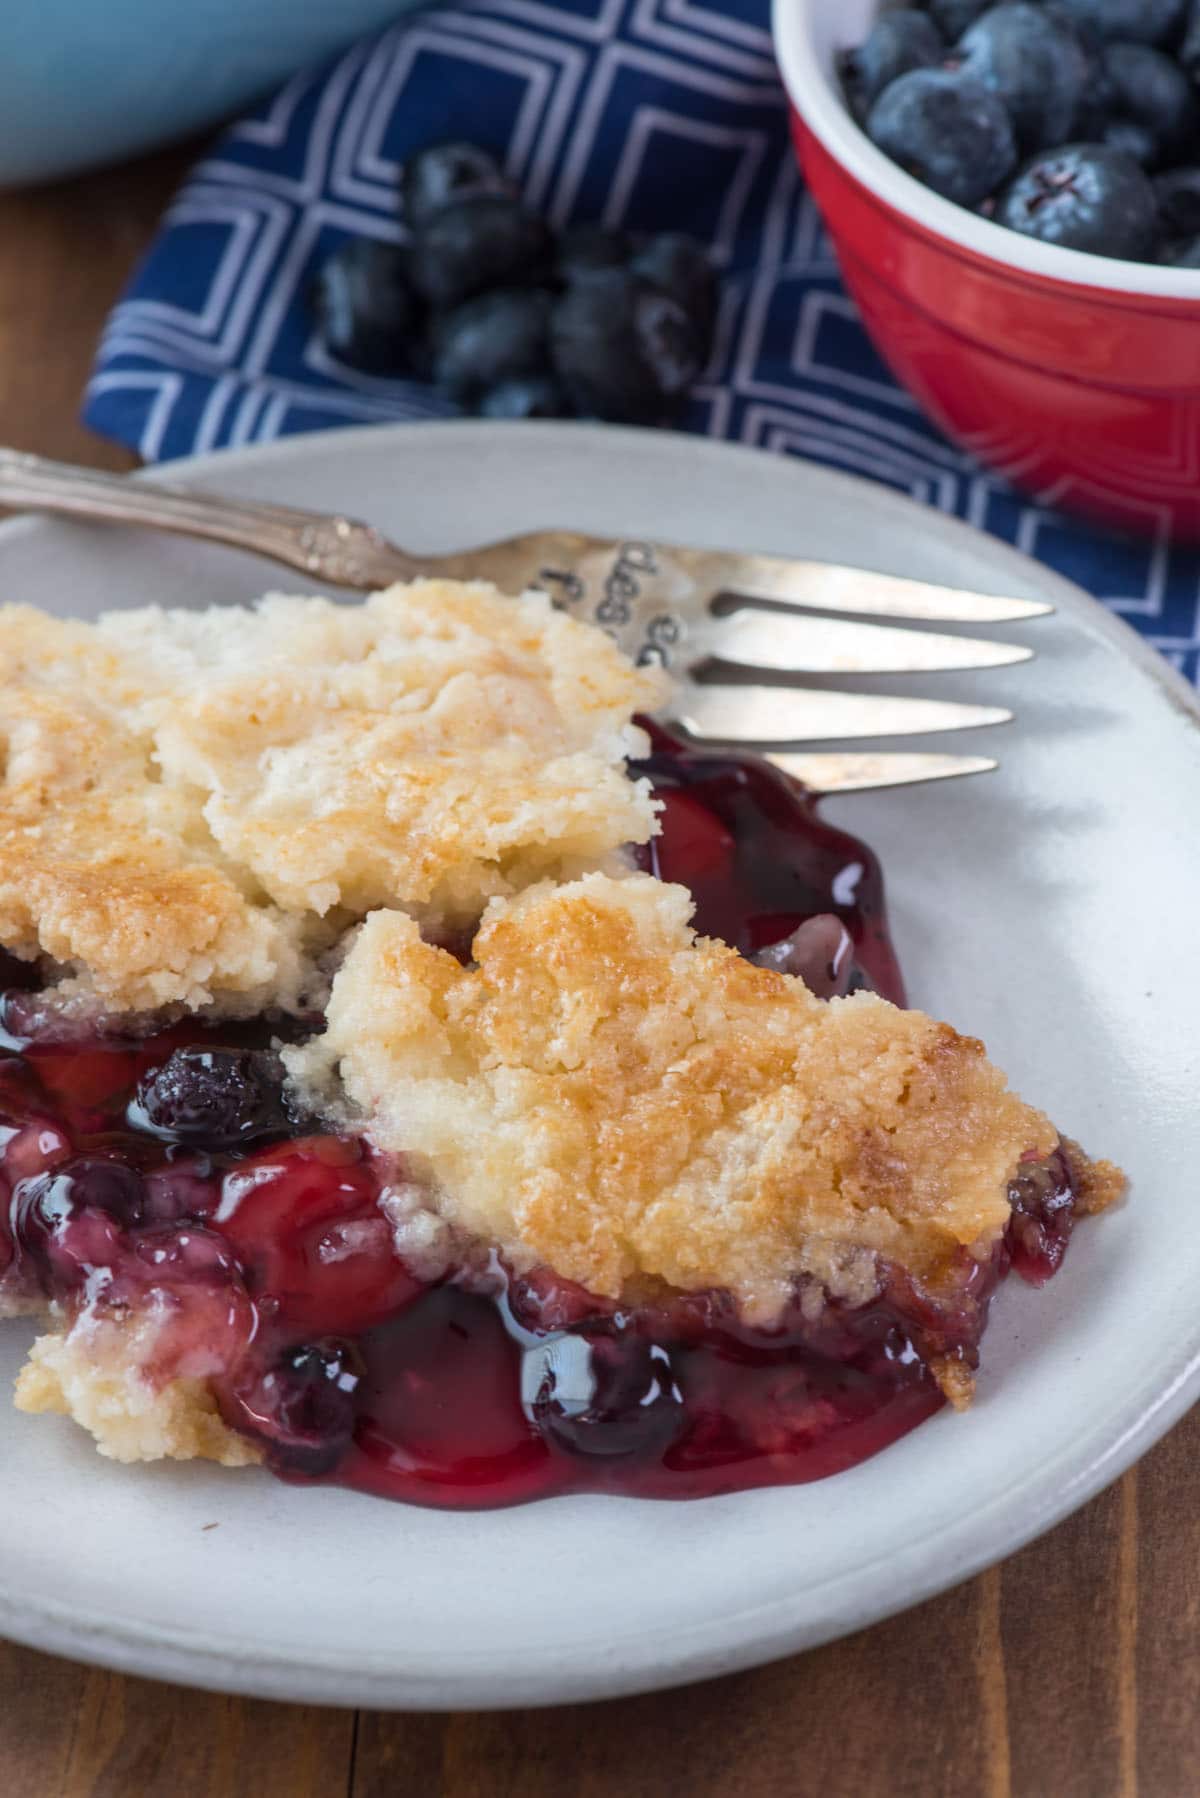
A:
[0,735,1087,1507]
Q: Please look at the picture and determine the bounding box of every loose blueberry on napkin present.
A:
[312,141,717,424]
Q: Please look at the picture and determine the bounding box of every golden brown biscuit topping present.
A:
[290,872,1058,1320]
[0,582,663,1013]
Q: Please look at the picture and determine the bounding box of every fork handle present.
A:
[0,447,417,589]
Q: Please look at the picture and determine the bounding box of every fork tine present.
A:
[766,751,996,794]
[674,685,1011,743]
[688,553,1053,624]
[706,609,1033,676]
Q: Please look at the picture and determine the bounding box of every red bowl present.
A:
[773,0,1200,539]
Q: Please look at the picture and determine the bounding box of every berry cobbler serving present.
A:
[0,579,1122,1508]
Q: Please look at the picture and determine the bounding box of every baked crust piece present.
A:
[1061,1138,1125,1218]
[15,1319,259,1467]
[0,582,663,1014]
[288,872,1062,1323]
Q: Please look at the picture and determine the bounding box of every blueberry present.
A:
[1162,233,1200,265]
[399,141,511,229]
[629,232,719,354]
[1156,166,1200,236]
[1183,0,1200,72]
[957,5,1090,152]
[550,268,703,423]
[867,68,1018,207]
[1093,44,1199,169]
[130,1047,289,1148]
[928,0,991,36]
[1052,0,1187,44]
[997,143,1160,258]
[11,1158,143,1290]
[1101,120,1160,169]
[407,194,552,311]
[479,374,570,418]
[234,1338,362,1476]
[555,223,632,281]
[528,1329,685,1460]
[9,1174,72,1285]
[840,10,944,117]
[432,287,552,401]
[60,1158,147,1223]
[310,238,422,375]
[1049,11,1107,134]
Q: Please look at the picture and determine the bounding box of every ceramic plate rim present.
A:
[0,420,1196,1710]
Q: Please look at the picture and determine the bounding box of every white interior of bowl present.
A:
[772,0,1200,300]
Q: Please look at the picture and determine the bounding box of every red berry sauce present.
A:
[0,736,1085,1507]
[633,721,905,1003]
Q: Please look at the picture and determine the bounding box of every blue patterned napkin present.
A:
[84,0,1200,684]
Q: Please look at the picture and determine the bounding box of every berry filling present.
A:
[0,736,1089,1507]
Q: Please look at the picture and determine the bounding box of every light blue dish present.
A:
[0,0,424,186]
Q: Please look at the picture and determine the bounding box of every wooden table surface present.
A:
[1,146,1197,1798]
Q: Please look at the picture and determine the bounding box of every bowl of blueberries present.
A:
[773,0,1200,537]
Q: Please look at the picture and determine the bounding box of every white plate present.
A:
[1,422,1198,1710]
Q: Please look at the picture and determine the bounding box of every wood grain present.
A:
[1,1644,354,1798]
[0,145,194,472]
[0,143,1198,1798]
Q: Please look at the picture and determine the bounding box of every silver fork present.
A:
[0,448,1050,796]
